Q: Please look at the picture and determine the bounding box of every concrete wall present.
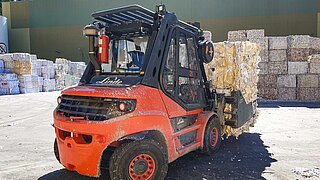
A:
[2,0,319,61]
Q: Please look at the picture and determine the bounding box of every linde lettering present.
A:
[97,77,123,84]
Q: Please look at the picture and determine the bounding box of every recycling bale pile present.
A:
[228,29,320,100]
[204,41,260,104]
[0,53,86,95]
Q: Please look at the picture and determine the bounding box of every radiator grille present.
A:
[57,95,126,121]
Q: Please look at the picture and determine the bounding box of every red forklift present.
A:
[53,4,256,179]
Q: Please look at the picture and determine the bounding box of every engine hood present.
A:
[61,84,152,99]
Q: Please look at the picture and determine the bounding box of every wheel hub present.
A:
[133,159,148,174]
[129,154,155,180]
[210,127,219,148]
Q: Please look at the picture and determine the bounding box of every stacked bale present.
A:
[0,54,14,73]
[55,58,86,90]
[55,58,70,90]
[43,79,56,92]
[0,53,86,95]
[204,41,260,103]
[18,75,39,94]
[0,73,19,95]
[0,54,20,95]
[229,29,268,62]
[0,59,4,73]
[266,36,290,99]
[12,53,33,75]
[229,29,320,100]
[38,59,56,92]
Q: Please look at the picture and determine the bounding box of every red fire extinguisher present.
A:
[98,35,109,64]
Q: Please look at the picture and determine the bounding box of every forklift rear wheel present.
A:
[54,138,60,163]
[202,117,222,154]
[109,139,168,180]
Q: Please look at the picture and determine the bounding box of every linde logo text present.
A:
[96,77,123,84]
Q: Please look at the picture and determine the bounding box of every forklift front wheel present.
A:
[202,117,222,154]
[54,138,60,163]
[109,139,168,180]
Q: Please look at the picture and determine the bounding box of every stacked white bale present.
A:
[36,59,56,92]
[39,59,55,79]
[204,41,260,103]
[1,53,86,94]
[0,53,14,73]
[0,73,20,95]
[31,59,41,76]
[0,59,4,73]
[30,54,39,76]
[38,77,44,92]
[55,58,70,90]
[70,61,86,77]
[227,30,247,42]
[54,58,85,90]
[43,79,56,92]
[69,61,86,85]
[18,75,39,94]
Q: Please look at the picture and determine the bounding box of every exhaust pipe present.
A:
[83,24,101,75]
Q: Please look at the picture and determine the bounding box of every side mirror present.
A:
[198,40,214,63]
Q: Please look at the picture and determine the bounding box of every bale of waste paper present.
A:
[0,73,20,95]
[18,75,39,94]
[204,41,260,103]
[0,60,4,73]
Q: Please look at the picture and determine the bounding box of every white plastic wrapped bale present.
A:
[31,60,41,76]
[65,74,80,87]
[0,73,20,95]
[0,60,4,73]
[41,66,51,79]
[43,79,56,92]
[38,77,44,92]
[204,41,260,103]
[18,75,39,94]
[0,73,18,81]
[55,58,71,74]
[55,72,66,90]
[39,59,55,79]
[70,62,86,77]
[0,53,14,73]
[55,58,71,90]
[12,53,31,61]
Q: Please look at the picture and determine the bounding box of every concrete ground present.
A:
[0,92,319,180]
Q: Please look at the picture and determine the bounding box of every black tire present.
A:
[201,117,222,155]
[54,138,60,163]
[109,139,168,180]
